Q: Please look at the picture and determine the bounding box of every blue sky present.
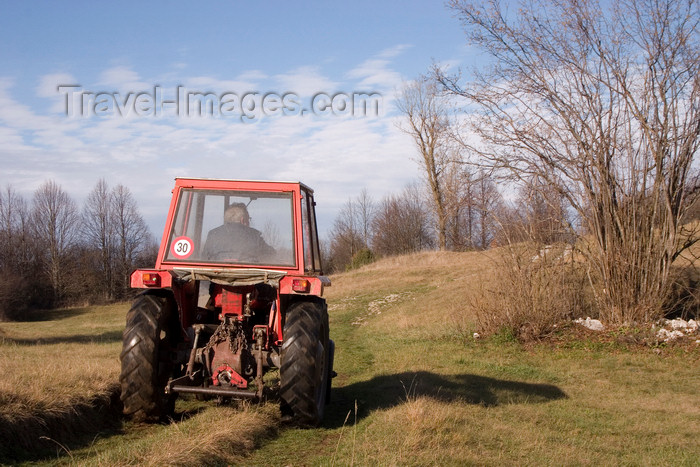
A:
[0,1,473,236]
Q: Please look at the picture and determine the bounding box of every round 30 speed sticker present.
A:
[170,236,194,259]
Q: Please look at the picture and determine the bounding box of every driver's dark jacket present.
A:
[202,222,275,263]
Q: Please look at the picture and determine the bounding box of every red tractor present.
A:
[120,178,334,426]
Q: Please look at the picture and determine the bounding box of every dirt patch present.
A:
[351,293,412,326]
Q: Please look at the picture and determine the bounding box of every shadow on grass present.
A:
[0,388,209,464]
[324,370,567,428]
[0,385,125,464]
[0,330,123,345]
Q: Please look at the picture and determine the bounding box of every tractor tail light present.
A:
[292,279,311,293]
[142,273,161,287]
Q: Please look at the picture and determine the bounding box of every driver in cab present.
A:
[202,203,275,263]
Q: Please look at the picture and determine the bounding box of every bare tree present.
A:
[0,179,154,313]
[0,186,37,318]
[443,163,473,250]
[372,183,434,256]
[0,185,33,269]
[491,178,571,246]
[327,198,364,271]
[111,184,150,297]
[442,166,502,250]
[474,171,502,249]
[440,0,700,323]
[519,176,571,244]
[83,179,115,299]
[356,188,375,248]
[31,180,80,303]
[397,75,454,251]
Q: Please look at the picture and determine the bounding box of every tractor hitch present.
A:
[166,374,258,399]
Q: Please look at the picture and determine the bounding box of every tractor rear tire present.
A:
[119,291,177,422]
[280,299,330,427]
[326,339,335,404]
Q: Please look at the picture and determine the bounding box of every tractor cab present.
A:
[147,179,322,273]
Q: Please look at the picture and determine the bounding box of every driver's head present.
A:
[224,203,250,226]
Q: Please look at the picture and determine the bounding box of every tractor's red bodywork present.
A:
[121,178,333,426]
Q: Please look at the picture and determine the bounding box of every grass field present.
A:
[1,250,699,465]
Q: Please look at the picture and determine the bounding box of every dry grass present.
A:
[318,343,700,466]
[328,245,590,342]
[153,404,278,466]
[2,250,699,465]
[357,397,476,465]
[70,403,280,466]
[0,344,119,414]
[329,249,495,339]
[0,304,125,460]
[0,302,281,465]
[0,304,123,414]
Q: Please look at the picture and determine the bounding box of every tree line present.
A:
[0,179,155,320]
[323,171,568,273]
[327,0,699,328]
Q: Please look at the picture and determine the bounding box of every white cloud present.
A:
[0,79,51,130]
[238,70,268,82]
[378,44,412,59]
[0,126,25,150]
[347,45,409,91]
[185,76,259,92]
[273,66,337,97]
[98,66,149,90]
[37,72,78,98]
[433,58,461,73]
[0,79,88,155]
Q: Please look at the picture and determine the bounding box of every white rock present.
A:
[656,328,685,341]
[669,318,689,330]
[574,317,605,331]
[585,318,605,331]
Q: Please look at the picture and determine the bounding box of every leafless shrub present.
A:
[470,242,590,341]
[441,0,700,324]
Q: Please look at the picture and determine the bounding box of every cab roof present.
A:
[173,178,314,194]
